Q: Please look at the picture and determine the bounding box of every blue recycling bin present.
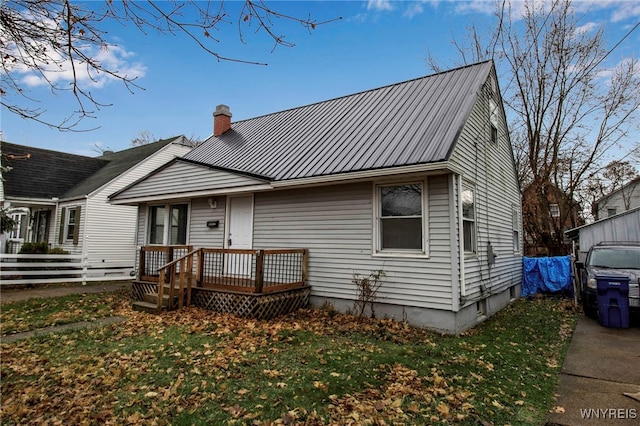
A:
[596,274,630,328]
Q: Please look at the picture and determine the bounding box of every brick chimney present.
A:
[213,104,232,136]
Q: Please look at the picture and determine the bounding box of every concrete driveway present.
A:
[546,315,640,425]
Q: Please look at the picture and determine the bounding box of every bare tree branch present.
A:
[0,0,340,131]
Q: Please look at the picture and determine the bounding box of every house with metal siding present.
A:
[1,137,192,277]
[110,61,523,333]
[566,206,640,262]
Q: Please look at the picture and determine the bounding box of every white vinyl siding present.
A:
[252,177,454,311]
[448,71,523,304]
[596,179,640,220]
[187,197,227,248]
[113,160,267,201]
[54,142,192,267]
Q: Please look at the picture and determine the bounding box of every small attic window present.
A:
[489,76,497,95]
[491,125,498,143]
[489,99,499,143]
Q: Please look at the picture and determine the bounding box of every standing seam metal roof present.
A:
[184,61,493,181]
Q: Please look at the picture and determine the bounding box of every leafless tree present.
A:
[583,160,639,220]
[131,129,157,147]
[429,0,640,253]
[1,0,339,131]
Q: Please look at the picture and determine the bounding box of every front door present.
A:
[225,195,254,276]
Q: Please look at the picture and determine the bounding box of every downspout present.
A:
[82,195,89,285]
[450,173,460,312]
[458,174,466,299]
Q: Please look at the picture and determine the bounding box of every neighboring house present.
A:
[1,141,107,253]
[110,61,523,333]
[592,176,640,220]
[521,181,582,257]
[1,137,193,276]
[565,206,640,263]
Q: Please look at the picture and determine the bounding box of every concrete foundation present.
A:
[310,284,521,334]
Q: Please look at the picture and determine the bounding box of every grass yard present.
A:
[0,291,578,425]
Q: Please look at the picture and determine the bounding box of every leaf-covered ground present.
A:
[0,293,577,425]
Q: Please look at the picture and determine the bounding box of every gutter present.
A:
[110,161,462,205]
[271,162,460,188]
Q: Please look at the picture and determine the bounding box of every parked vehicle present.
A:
[580,242,640,318]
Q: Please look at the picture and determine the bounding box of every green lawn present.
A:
[0,292,578,425]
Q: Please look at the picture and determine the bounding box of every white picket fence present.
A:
[0,253,134,286]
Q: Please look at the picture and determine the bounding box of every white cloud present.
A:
[575,21,599,35]
[404,1,426,18]
[2,8,146,91]
[14,43,146,90]
[609,2,640,23]
[367,0,394,12]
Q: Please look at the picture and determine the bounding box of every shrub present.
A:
[18,241,50,254]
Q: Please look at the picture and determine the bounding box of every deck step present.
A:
[132,300,164,314]
[143,292,177,306]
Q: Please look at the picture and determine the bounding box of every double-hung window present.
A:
[9,212,28,240]
[66,208,77,241]
[462,184,476,253]
[148,203,188,245]
[58,206,81,245]
[512,205,520,253]
[375,181,426,256]
[489,99,499,143]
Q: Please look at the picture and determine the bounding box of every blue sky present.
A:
[1,0,639,157]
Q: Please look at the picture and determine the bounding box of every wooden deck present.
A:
[131,246,309,319]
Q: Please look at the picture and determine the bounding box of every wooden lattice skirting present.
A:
[132,282,311,320]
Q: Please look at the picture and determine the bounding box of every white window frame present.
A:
[549,203,560,218]
[489,99,499,144]
[512,205,521,253]
[147,202,190,245]
[373,179,428,258]
[65,208,77,242]
[9,212,28,240]
[462,182,476,254]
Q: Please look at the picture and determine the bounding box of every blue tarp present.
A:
[522,256,573,297]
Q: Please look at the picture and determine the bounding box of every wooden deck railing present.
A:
[138,246,308,309]
[157,248,197,311]
[138,245,192,282]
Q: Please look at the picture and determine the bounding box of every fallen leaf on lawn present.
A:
[407,402,420,413]
[515,400,525,406]
[223,404,247,418]
[553,406,565,413]
[313,381,329,392]
[436,402,450,417]
[491,400,505,409]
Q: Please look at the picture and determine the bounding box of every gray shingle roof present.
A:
[63,136,189,199]
[184,61,493,181]
[2,136,190,201]
[1,141,108,200]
